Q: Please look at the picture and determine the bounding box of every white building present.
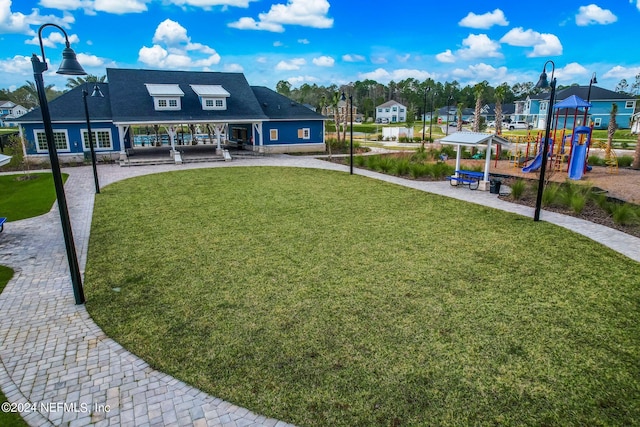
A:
[375,100,407,123]
[0,101,28,127]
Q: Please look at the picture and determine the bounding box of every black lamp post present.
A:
[583,72,597,123]
[446,94,454,136]
[533,60,557,222]
[429,89,437,143]
[341,91,354,175]
[83,83,104,194]
[31,23,87,304]
[422,87,430,143]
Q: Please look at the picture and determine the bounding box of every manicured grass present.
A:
[0,173,67,221]
[85,167,640,426]
[0,265,26,427]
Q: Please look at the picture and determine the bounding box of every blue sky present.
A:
[1,0,639,93]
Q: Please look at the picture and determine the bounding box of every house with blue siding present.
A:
[16,68,326,163]
[521,86,636,130]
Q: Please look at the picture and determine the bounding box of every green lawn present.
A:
[85,167,640,426]
[0,173,66,221]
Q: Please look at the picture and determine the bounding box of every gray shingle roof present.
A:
[106,68,268,122]
[251,86,325,120]
[529,85,635,101]
[17,82,112,123]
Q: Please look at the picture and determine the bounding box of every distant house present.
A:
[520,86,636,130]
[375,100,406,123]
[16,68,326,162]
[0,101,28,127]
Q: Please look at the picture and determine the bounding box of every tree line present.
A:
[0,75,106,110]
[277,75,640,121]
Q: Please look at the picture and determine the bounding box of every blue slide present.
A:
[522,152,543,173]
[568,142,588,180]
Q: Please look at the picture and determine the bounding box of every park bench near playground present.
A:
[446,169,483,190]
[0,217,6,233]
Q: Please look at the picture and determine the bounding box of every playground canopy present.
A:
[439,132,511,189]
[553,95,592,110]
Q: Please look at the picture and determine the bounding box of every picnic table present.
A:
[446,170,483,190]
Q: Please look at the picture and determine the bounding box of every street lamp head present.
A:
[91,83,104,98]
[340,91,346,102]
[57,44,86,75]
[590,72,598,85]
[535,60,555,90]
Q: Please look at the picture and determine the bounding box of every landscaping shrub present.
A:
[542,183,560,207]
[611,203,639,225]
[510,179,526,200]
[588,155,605,166]
[618,155,633,168]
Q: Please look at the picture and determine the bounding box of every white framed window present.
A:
[202,97,226,110]
[270,129,278,141]
[594,118,602,127]
[82,129,113,150]
[154,97,181,111]
[298,128,310,140]
[540,102,547,112]
[34,130,69,153]
[626,101,634,109]
[392,107,397,112]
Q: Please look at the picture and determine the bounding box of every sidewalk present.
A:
[0,156,638,427]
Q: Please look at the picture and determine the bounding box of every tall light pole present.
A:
[83,83,104,194]
[429,89,437,143]
[422,87,430,144]
[446,94,454,136]
[533,60,557,222]
[341,92,354,175]
[583,72,597,123]
[31,23,87,304]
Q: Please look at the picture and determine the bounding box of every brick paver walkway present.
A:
[0,155,638,426]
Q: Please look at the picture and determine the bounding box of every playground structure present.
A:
[501,94,618,179]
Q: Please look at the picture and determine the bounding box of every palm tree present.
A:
[472,81,489,133]
[456,103,463,132]
[494,83,509,135]
[66,75,107,89]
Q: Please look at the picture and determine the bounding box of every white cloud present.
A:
[75,52,104,67]
[529,33,562,57]
[287,75,319,85]
[435,49,455,63]
[26,31,80,48]
[457,34,502,59]
[0,54,33,74]
[0,0,74,34]
[273,41,284,46]
[458,8,508,29]
[312,55,334,67]
[576,4,617,26]
[223,63,244,72]
[555,62,588,80]
[165,0,257,8]
[371,56,387,64]
[500,27,563,57]
[153,19,189,44]
[138,19,221,68]
[298,38,309,44]
[275,58,306,70]
[228,0,333,32]
[450,63,509,83]
[358,67,432,83]
[602,65,640,79]
[342,54,365,62]
[633,0,640,12]
[397,54,410,63]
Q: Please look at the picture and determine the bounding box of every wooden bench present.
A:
[0,217,6,233]
[446,170,483,190]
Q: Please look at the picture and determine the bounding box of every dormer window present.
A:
[190,84,230,110]
[145,84,184,111]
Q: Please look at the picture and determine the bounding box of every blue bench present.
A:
[446,170,483,190]
[0,217,6,233]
